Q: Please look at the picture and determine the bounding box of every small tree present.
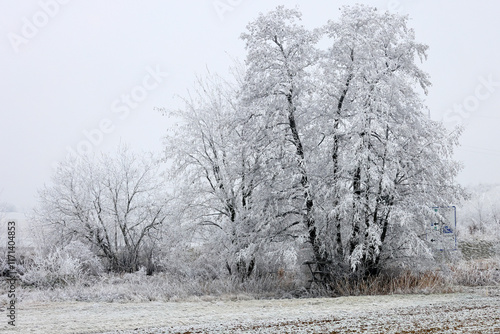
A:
[35,147,172,273]
[460,184,500,239]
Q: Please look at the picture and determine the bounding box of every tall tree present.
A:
[167,5,464,281]
[240,6,327,264]
[240,5,464,276]
[316,5,464,274]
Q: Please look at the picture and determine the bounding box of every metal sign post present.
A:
[427,206,457,251]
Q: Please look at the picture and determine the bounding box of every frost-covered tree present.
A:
[35,147,172,273]
[166,5,464,280]
[240,6,325,265]
[313,5,464,275]
[164,72,304,279]
[240,5,464,277]
[459,184,500,239]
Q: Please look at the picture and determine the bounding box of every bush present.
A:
[21,250,82,287]
[20,241,102,288]
[63,240,103,276]
[327,270,448,296]
[450,258,500,286]
[459,240,497,260]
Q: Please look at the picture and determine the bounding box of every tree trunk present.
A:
[286,92,325,263]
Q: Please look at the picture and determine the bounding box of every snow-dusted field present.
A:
[1,286,499,333]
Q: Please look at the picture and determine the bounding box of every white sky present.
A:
[1,0,499,211]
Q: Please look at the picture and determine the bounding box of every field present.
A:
[1,286,499,333]
[1,213,500,333]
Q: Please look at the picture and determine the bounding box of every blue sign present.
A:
[443,225,453,234]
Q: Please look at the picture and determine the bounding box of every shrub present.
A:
[20,241,102,288]
[450,258,500,286]
[327,270,447,296]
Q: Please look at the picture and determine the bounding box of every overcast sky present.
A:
[1,0,499,211]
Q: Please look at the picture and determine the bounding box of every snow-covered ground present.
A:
[1,286,499,333]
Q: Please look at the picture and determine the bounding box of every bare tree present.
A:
[35,146,172,273]
[461,184,500,239]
